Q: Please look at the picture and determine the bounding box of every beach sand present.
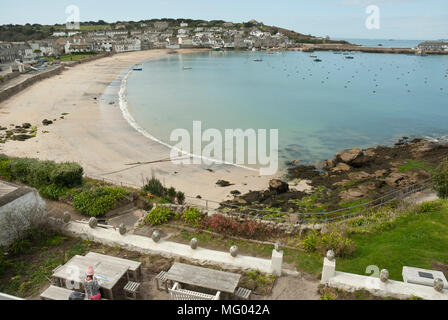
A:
[0,49,276,206]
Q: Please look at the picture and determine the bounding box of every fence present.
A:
[86,169,437,225]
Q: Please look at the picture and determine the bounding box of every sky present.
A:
[1,0,447,40]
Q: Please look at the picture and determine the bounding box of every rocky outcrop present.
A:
[269,179,289,194]
[335,148,371,167]
[332,163,352,172]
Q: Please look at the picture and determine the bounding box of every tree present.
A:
[433,160,448,198]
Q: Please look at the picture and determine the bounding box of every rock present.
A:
[332,163,352,172]
[333,180,351,187]
[236,198,247,205]
[339,189,364,202]
[11,134,33,141]
[119,224,127,235]
[321,159,335,170]
[190,238,198,250]
[380,269,389,283]
[216,180,232,187]
[335,148,363,165]
[374,169,387,178]
[230,190,241,196]
[230,245,239,257]
[152,230,161,243]
[196,195,202,199]
[385,173,407,187]
[348,171,371,180]
[22,123,31,129]
[289,179,314,194]
[88,217,98,228]
[269,179,289,194]
[42,119,53,126]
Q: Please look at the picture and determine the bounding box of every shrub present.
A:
[4,157,83,189]
[201,214,279,240]
[142,177,166,197]
[183,208,204,226]
[72,186,128,217]
[38,184,68,200]
[0,158,12,180]
[433,160,448,198]
[301,230,319,252]
[144,206,174,225]
[7,158,36,184]
[167,187,176,201]
[176,191,185,205]
[49,162,83,188]
[301,229,355,257]
[416,201,442,214]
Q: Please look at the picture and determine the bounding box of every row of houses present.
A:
[1,22,295,71]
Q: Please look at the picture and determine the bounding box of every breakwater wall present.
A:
[0,66,64,103]
[0,52,113,104]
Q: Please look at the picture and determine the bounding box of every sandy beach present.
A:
[0,49,276,206]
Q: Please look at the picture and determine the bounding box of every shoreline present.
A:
[0,49,277,206]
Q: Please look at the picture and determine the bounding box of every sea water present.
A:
[124,49,448,168]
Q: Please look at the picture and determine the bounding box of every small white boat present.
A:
[183,66,193,70]
[133,64,143,71]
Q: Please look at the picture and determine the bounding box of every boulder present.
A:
[339,189,364,202]
[230,190,241,196]
[332,163,352,172]
[269,179,289,194]
[42,119,53,126]
[321,159,335,170]
[385,172,409,187]
[22,123,32,129]
[348,171,371,180]
[335,148,363,164]
[216,180,232,187]
[374,169,387,178]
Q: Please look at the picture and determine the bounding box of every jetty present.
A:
[292,43,448,55]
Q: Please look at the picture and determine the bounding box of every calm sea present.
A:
[124,49,448,168]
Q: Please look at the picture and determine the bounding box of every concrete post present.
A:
[321,257,336,284]
[271,249,283,277]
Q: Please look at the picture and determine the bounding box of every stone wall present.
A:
[0,52,113,104]
[0,66,64,103]
[0,71,20,84]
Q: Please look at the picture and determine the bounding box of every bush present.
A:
[416,201,442,214]
[301,230,355,257]
[38,184,69,200]
[0,158,12,180]
[167,187,176,201]
[142,177,166,197]
[4,157,83,189]
[49,162,83,188]
[72,185,128,217]
[201,214,279,240]
[144,206,174,225]
[176,191,185,204]
[433,160,448,198]
[183,208,204,226]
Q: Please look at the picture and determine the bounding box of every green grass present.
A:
[399,160,432,173]
[336,201,448,280]
[60,53,96,62]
